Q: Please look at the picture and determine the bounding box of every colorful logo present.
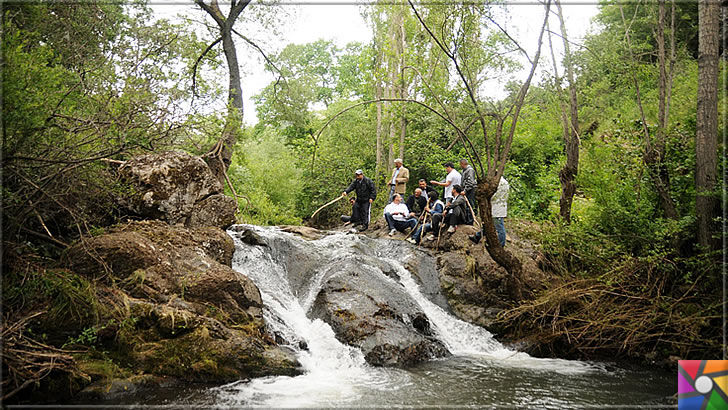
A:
[678,360,728,409]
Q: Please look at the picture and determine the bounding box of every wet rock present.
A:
[419,224,480,251]
[188,194,237,229]
[403,250,450,311]
[236,228,268,247]
[279,225,327,240]
[310,259,449,367]
[359,217,547,332]
[76,374,171,402]
[132,326,299,382]
[118,151,236,228]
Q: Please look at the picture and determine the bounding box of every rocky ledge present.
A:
[334,219,548,332]
[64,220,300,393]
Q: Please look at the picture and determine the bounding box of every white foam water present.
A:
[215,226,599,406]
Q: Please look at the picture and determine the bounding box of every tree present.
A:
[368,4,415,179]
[408,1,552,297]
[254,40,373,173]
[696,0,720,250]
[1,3,205,245]
[548,0,580,223]
[619,0,679,220]
[193,0,250,183]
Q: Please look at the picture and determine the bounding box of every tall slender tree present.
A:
[696,0,720,250]
[619,1,679,219]
[549,0,580,224]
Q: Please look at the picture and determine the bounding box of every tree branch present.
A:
[498,0,551,178]
[408,0,486,178]
[192,36,222,97]
[195,0,225,27]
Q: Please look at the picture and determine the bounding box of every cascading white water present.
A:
[216,227,409,407]
[215,225,599,406]
[388,261,599,374]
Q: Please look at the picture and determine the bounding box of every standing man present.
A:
[470,176,510,246]
[430,162,461,204]
[388,158,409,203]
[342,169,376,232]
[460,159,477,213]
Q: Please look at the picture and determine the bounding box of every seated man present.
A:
[443,184,470,233]
[410,190,445,244]
[383,194,417,236]
[418,179,438,201]
[406,188,427,218]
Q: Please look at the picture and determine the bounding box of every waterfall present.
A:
[215,225,598,406]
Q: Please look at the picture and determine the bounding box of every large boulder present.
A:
[67,220,259,322]
[64,221,300,382]
[310,259,449,367]
[358,217,548,331]
[118,151,236,228]
[230,226,451,367]
[127,300,299,382]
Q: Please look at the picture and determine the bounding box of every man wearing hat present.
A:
[387,158,409,203]
[342,169,377,232]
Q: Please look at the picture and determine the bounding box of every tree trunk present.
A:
[195,0,249,185]
[397,11,407,161]
[619,2,678,220]
[207,28,244,184]
[475,179,523,300]
[696,0,720,249]
[387,79,396,170]
[554,0,580,224]
[376,81,384,181]
[643,0,679,220]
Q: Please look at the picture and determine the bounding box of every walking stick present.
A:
[464,196,482,229]
[417,212,430,248]
[311,195,346,219]
[404,210,428,240]
[436,209,447,250]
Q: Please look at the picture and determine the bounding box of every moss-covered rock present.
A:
[65,220,260,324]
[17,220,305,402]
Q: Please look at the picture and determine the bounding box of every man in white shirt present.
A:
[430,162,461,204]
[383,194,418,236]
[470,176,510,246]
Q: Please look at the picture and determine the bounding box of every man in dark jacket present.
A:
[460,159,477,214]
[342,169,376,231]
[443,184,470,233]
[405,188,427,218]
[418,179,438,201]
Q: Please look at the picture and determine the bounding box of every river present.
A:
[98,225,676,407]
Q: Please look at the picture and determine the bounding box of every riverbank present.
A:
[347,217,720,369]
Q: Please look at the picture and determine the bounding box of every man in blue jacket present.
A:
[342,169,376,232]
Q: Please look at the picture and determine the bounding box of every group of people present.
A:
[341,158,509,247]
